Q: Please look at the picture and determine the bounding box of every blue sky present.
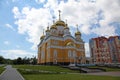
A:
[0,0,120,59]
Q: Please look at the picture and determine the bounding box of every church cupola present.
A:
[64,20,70,36]
[75,24,82,41]
[55,10,65,36]
[40,29,45,40]
[45,24,50,37]
[50,20,57,36]
[64,20,69,29]
[55,10,66,27]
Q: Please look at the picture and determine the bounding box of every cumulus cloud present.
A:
[91,0,120,36]
[5,24,15,31]
[13,6,52,50]
[0,50,35,59]
[35,0,45,4]
[92,25,116,37]
[12,0,120,51]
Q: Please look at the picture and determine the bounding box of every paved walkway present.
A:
[0,65,25,80]
[86,71,120,77]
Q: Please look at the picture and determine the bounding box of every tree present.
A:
[23,57,30,64]
[16,57,23,64]
[0,56,5,64]
[30,56,37,65]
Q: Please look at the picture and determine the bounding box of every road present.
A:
[0,65,24,80]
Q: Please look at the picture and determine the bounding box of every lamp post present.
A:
[79,56,82,73]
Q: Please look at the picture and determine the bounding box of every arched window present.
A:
[68,50,72,58]
[54,50,57,58]
[41,50,44,59]
[47,51,50,58]
[73,51,76,58]
[53,50,57,64]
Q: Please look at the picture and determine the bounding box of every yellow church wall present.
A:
[38,42,86,64]
[63,49,69,62]
[40,43,46,64]
[37,48,41,64]
[38,35,86,64]
[37,11,86,65]
[75,44,80,48]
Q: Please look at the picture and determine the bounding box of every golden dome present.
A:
[50,24,57,29]
[64,26,69,29]
[75,31,81,35]
[75,24,81,35]
[40,35,45,40]
[46,26,50,32]
[45,29,50,32]
[66,42,76,47]
[64,24,69,29]
[55,20,66,26]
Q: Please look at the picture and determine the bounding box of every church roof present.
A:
[40,35,45,40]
[55,20,66,27]
[75,24,81,35]
[50,24,57,29]
[75,31,81,35]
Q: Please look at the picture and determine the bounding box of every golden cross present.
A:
[58,10,61,20]
[66,19,67,24]
[47,23,49,30]
[76,24,79,31]
[43,29,44,35]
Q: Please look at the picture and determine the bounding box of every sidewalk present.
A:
[86,71,120,77]
[0,65,25,80]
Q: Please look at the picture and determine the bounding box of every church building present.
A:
[37,11,86,65]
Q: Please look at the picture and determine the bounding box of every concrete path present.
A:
[0,65,25,80]
[86,71,120,77]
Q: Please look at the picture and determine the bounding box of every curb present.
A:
[0,68,7,78]
[14,68,25,80]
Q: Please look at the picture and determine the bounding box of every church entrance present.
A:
[53,50,57,64]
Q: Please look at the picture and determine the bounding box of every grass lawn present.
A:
[88,66,120,72]
[14,65,120,80]
[22,73,120,80]
[0,66,5,74]
[13,65,79,73]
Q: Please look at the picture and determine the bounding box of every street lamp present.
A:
[78,56,82,73]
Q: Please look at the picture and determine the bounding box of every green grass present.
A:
[22,74,120,80]
[88,66,120,72]
[13,65,79,73]
[0,66,5,74]
[14,65,120,80]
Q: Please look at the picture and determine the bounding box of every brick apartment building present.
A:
[89,36,120,64]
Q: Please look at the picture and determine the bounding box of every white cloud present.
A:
[12,7,21,19]
[4,41,10,45]
[35,0,45,4]
[0,50,35,59]
[5,24,15,31]
[13,6,52,50]
[91,0,120,36]
[12,0,120,50]
[85,43,90,57]
[92,25,116,37]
